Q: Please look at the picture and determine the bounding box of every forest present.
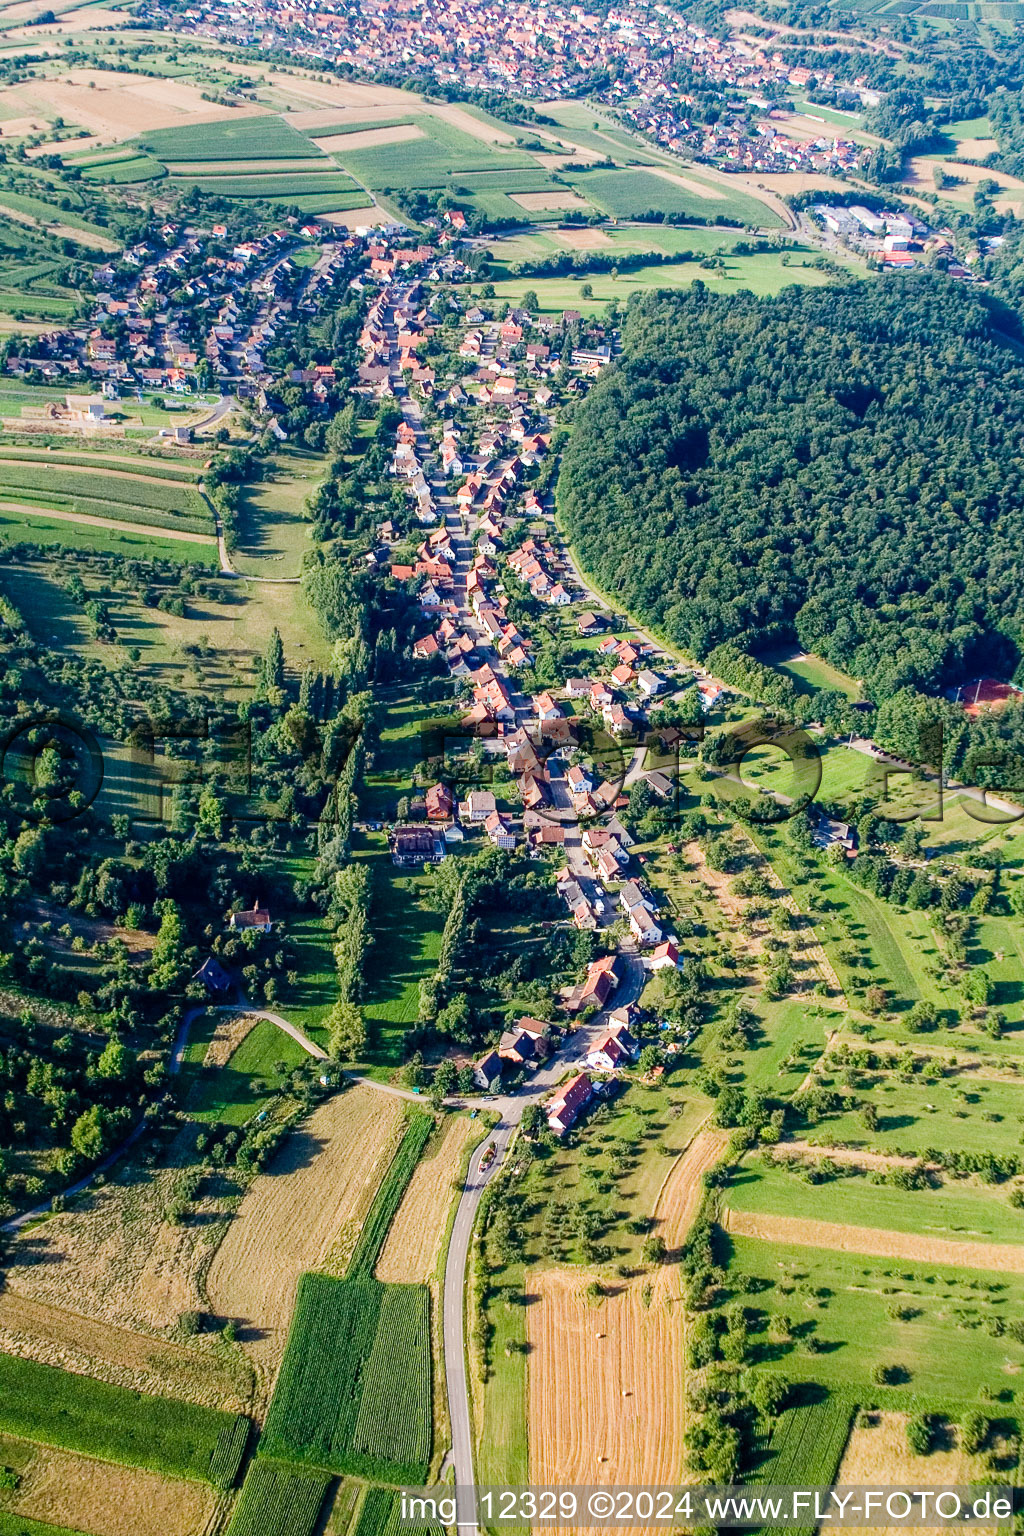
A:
[558,278,1024,711]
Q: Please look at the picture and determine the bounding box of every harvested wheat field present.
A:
[321,207,381,228]
[836,1412,995,1536]
[0,1290,245,1412]
[206,1085,405,1398]
[8,1151,246,1393]
[723,1209,1024,1273]
[0,1430,215,1536]
[512,190,592,211]
[314,124,424,153]
[202,1011,260,1069]
[0,72,254,138]
[527,1269,684,1495]
[645,165,725,200]
[527,1130,725,1530]
[553,227,613,248]
[376,1114,483,1283]
[654,1127,729,1249]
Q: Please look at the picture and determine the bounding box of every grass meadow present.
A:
[723,1233,1024,1407]
[482,247,853,314]
[179,1015,310,1127]
[726,1157,1024,1245]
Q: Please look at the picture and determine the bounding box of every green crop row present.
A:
[0,1353,248,1485]
[347,1112,433,1276]
[260,1273,431,1481]
[353,1486,446,1536]
[0,449,200,482]
[0,463,208,519]
[225,1457,331,1536]
[351,1285,432,1466]
[0,488,212,537]
[138,117,324,162]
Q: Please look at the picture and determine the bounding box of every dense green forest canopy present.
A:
[558,278,1024,702]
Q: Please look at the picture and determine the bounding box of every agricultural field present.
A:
[0,507,218,563]
[259,1272,432,1481]
[721,1233,1024,1405]
[0,457,214,535]
[376,1114,484,1283]
[225,1457,331,1536]
[0,1428,218,1536]
[0,1352,248,1486]
[524,1129,725,1497]
[725,1155,1024,1247]
[327,113,535,190]
[205,1085,406,1401]
[137,115,319,163]
[565,166,782,226]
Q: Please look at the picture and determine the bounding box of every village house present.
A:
[566,954,621,1014]
[485,810,516,850]
[425,783,454,821]
[586,1020,639,1071]
[547,1072,594,1135]
[228,899,272,933]
[644,940,680,971]
[474,1049,503,1091]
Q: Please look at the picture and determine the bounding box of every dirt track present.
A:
[724,1208,1024,1274]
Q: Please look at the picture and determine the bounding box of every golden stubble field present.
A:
[0,69,263,137]
[526,1128,728,1532]
[836,1412,997,1536]
[0,1429,216,1536]
[376,1114,483,1283]
[206,1085,405,1402]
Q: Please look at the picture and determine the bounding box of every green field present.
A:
[565,167,782,226]
[0,190,115,240]
[794,1068,1024,1160]
[357,835,444,1071]
[485,248,848,312]
[80,153,165,184]
[260,1273,432,1482]
[754,1390,858,1492]
[225,1458,331,1536]
[329,114,535,191]
[0,460,213,534]
[727,1156,1024,1245]
[0,1516,89,1536]
[180,1014,310,1127]
[0,447,200,481]
[724,1233,1024,1405]
[232,447,325,576]
[138,116,325,162]
[757,646,863,700]
[0,1354,247,1486]
[175,173,363,202]
[0,506,219,564]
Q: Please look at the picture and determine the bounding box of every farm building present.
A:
[228,900,272,933]
[547,1072,594,1135]
[474,1049,503,1091]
